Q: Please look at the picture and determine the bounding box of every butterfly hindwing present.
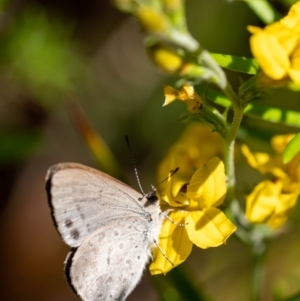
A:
[65,215,151,301]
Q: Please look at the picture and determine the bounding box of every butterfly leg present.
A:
[160,209,187,226]
[153,239,174,266]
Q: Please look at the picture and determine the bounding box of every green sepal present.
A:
[178,102,227,138]
[282,132,300,163]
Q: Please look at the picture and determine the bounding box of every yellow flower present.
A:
[248,1,300,84]
[148,44,207,79]
[137,6,169,33]
[163,85,202,113]
[150,47,183,73]
[242,134,300,229]
[150,124,236,275]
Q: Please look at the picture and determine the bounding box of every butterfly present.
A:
[46,162,164,301]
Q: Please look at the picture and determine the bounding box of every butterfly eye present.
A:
[146,191,159,204]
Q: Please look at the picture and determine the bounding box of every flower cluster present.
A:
[163,85,202,113]
[248,1,300,85]
[242,134,300,229]
[150,124,236,275]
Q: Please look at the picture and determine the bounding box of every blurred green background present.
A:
[0,0,300,301]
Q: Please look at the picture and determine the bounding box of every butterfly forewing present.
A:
[46,163,145,247]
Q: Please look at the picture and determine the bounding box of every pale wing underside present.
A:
[66,216,150,301]
[46,163,145,247]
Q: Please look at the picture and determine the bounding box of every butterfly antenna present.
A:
[125,135,146,196]
[157,167,179,186]
[146,167,179,200]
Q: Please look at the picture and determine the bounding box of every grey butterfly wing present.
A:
[65,215,151,301]
[46,163,144,247]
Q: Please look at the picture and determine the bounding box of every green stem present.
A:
[249,247,265,301]
[224,105,245,203]
[223,82,240,108]
[228,105,245,143]
[223,81,241,203]
[224,137,235,202]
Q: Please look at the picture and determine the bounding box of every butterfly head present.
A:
[145,185,159,204]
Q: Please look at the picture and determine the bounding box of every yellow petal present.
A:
[241,144,269,169]
[245,180,282,223]
[186,208,236,249]
[250,30,290,80]
[241,144,287,179]
[271,133,295,154]
[280,1,300,29]
[157,149,191,207]
[182,85,195,98]
[150,211,192,275]
[163,85,179,106]
[289,44,300,83]
[267,189,299,229]
[162,171,190,207]
[247,25,263,34]
[265,22,299,55]
[186,157,226,209]
[170,176,189,206]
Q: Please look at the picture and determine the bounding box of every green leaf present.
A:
[245,103,300,128]
[195,85,231,108]
[282,132,300,163]
[210,53,259,74]
[244,0,282,24]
